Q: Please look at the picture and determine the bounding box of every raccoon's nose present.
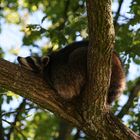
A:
[17,56,32,69]
[17,56,21,62]
[17,56,27,66]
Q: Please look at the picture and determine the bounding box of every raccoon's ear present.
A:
[41,56,50,67]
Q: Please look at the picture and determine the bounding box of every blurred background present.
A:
[0,0,140,139]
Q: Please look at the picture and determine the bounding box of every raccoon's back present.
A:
[44,46,87,100]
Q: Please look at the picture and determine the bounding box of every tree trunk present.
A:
[80,0,140,139]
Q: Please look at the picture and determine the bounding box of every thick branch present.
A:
[0,58,81,127]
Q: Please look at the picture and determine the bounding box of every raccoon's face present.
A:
[17,56,50,73]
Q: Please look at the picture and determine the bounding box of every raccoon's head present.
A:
[17,56,50,73]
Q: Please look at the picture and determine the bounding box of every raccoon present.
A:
[17,41,125,104]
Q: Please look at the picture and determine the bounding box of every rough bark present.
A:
[0,0,140,139]
[80,0,140,139]
[0,57,139,140]
[0,59,81,127]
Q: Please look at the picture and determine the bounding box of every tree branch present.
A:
[0,47,139,140]
[114,0,124,26]
[0,95,4,140]
[54,119,72,140]
[117,78,140,119]
[0,58,81,127]
[7,99,26,140]
[2,119,27,140]
[73,129,81,140]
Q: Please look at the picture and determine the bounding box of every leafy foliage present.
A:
[0,0,140,139]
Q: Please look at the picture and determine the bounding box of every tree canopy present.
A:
[0,0,140,140]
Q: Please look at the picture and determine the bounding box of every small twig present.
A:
[73,129,81,140]
[1,107,35,117]
[114,0,124,26]
[54,119,72,140]
[117,78,140,119]
[2,119,27,140]
[6,99,26,140]
[0,98,4,140]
